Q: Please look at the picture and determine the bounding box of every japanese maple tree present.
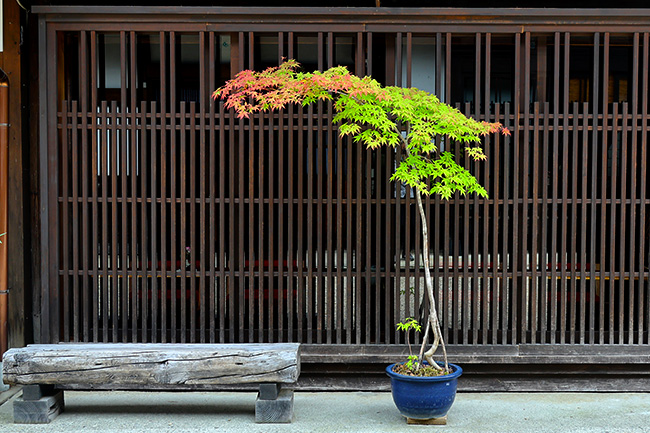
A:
[213,60,508,373]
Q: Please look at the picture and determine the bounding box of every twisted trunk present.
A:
[402,142,449,373]
[414,188,449,372]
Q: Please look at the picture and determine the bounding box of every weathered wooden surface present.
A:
[2,343,300,387]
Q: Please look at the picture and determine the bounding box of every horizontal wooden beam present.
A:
[297,361,650,391]
[30,6,650,32]
[297,374,650,392]
[301,344,650,364]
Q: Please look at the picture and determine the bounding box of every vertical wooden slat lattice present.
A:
[41,16,650,356]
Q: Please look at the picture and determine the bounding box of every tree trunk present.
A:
[414,189,449,372]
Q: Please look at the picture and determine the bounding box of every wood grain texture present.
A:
[3,343,300,387]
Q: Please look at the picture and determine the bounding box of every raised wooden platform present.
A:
[407,415,447,425]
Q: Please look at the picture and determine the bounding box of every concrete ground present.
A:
[0,388,648,433]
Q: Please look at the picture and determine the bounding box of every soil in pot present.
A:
[391,363,451,377]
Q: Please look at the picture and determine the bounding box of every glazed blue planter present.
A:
[385,362,462,420]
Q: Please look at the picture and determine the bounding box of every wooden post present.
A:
[0,78,8,357]
[1,0,27,351]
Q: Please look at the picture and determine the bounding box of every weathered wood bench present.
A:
[2,343,300,424]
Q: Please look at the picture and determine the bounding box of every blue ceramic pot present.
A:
[385,362,462,420]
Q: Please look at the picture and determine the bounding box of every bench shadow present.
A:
[63,402,255,417]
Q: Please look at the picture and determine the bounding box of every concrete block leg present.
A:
[14,385,64,424]
[255,384,294,423]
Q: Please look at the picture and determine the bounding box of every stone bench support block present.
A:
[255,389,294,423]
[13,390,64,424]
[22,384,56,401]
[259,383,282,400]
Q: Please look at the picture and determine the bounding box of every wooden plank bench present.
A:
[2,343,300,424]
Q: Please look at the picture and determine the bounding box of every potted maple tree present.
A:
[214,60,508,422]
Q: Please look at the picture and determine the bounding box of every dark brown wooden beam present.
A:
[300,344,650,364]
[29,6,650,31]
[2,0,28,351]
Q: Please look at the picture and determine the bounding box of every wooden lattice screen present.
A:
[36,7,650,364]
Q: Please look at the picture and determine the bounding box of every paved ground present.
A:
[0,388,648,432]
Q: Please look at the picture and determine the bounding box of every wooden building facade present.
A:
[3,3,650,390]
